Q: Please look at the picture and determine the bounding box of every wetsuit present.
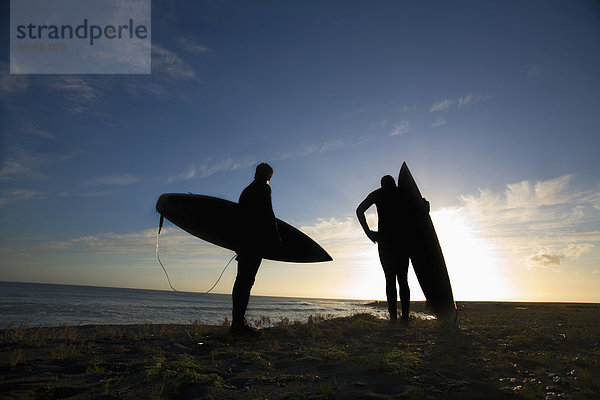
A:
[232,180,278,329]
[357,186,412,321]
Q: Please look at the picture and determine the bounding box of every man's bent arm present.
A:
[356,193,377,243]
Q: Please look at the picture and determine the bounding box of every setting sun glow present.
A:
[432,208,511,301]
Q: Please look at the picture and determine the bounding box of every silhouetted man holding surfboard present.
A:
[232,163,280,335]
[356,175,429,324]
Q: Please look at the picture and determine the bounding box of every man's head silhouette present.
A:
[255,163,273,183]
[380,175,396,190]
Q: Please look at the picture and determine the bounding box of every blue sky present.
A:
[1,0,599,301]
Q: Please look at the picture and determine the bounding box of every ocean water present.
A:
[0,281,384,329]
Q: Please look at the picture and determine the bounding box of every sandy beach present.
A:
[1,302,599,399]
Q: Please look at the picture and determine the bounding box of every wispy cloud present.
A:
[0,150,43,182]
[430,117,447,128]
[22,122,57,140]
[430,98,455,112]
[459,175,599,269]
[169,136,361,183]
[0,62,28,96]
[295,139,348,156]
[291,134,380,160]
[458,94,473,108]
[49,76,101,102]
[47,76,102,113]
[2,67,106,112]
[526,243,594,268]
[430,94,487,113]
[124,80,173,97]
[390,121,409,136]
[527,251,562,267]
[124,44,203,98]
[0,188,48,207]
[152,44,199,81]
[170,156,259,182]
[176,37,209,55]
[0,148,75,182]
[82,174,140,186]
[3,44,198,105]
[460,175,576,228]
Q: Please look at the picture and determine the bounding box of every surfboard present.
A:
[156,193,332,263]
[397,162,457,323]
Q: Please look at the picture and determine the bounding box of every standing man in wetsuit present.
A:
[232,163,279,335]
[356,175,428,324]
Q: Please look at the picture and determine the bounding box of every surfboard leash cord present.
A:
[156,214,236,294]
[156,215,180,292]
[205,253,236,294]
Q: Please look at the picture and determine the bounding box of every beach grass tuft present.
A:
[7,349,24,367]
[302,345,348,361]
[360,347,421,376]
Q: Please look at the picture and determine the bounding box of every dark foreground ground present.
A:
[1,302,599,399]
